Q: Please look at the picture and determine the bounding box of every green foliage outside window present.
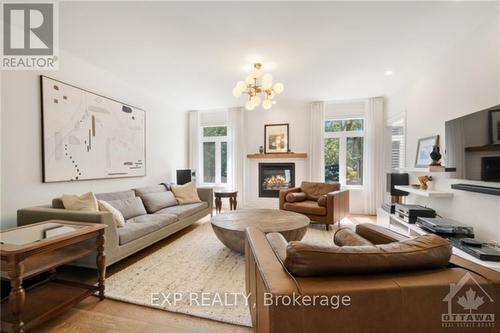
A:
[203,126,227,137]
[325,119,363,132]
[324,138,340,182]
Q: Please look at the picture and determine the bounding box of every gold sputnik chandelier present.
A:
[232,63,284,110]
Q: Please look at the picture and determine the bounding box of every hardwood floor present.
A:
[19,213,376,332]
[35,297,251,333]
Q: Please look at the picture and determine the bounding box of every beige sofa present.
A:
[17,185,213,268]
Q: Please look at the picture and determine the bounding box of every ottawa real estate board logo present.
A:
[442,272,495,329]
[2,1,58,70]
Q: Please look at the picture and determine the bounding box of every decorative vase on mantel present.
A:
[259,146,264,154]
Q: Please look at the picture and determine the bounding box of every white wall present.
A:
[386,15,500,242]
[1,50,187,228]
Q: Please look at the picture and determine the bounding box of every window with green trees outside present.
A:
[202,126,228,184]
[324,118,364,186]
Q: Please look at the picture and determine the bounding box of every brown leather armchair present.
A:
[245,224,500,333]
[279,181,349,230]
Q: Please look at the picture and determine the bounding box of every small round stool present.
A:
[214,190,238,214]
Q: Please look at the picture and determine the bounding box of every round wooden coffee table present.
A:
[210,209,310,253]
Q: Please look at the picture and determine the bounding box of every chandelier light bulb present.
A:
[273,83,284,94]
[245,75,254,85]
[261,73,273,90]
[236,81,246,90]
[250,69,260,79]
[245,100,255,110]
[262,99,272,110]
[250,95,261,106]
[232,87,242,97]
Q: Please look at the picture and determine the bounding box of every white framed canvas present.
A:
[41,76,146,182]
[415,135,439,168]
[264,123,289,154]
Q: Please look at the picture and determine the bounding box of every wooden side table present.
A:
[0,220,106,333]
[214,191,238,214]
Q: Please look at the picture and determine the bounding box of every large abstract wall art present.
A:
[41,76,146,182]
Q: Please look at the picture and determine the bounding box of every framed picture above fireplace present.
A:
[264,123,289,154]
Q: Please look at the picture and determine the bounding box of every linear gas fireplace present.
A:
[259,163,295,198]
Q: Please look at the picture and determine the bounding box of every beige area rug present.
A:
[105,216,360,327]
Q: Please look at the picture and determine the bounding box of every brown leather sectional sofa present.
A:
[245,223,500,333]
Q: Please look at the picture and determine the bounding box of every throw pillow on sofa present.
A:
[141,191,178,213]
[106,197,147,220]
[300,181,340,201]
[62,192,98,211]
[285,192,307,203]
[171,181,201,204]
[98,200,126,228]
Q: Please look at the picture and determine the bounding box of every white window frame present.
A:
[389,117,406,172]
[200,125,231,186]
[324,118,365,189]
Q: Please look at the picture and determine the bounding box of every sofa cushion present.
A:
[317,195,327,207]
[356,223,408,244]
[284,234,452,277]
[106,197,147,220]
[334,228,374,246]
[300,181,340,201]
[283,200,326,216]
[118,214,178,245]
[141,191,178,213]
[171,182,201,204]
[95,190,136,202]
[154,202,208,219]
[98,200,126,228]
[61,192,98,212]
[285,192,307,203]
[133,185,167,197]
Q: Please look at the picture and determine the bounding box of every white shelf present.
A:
[398,167,456,173]
[394,185,454,198]
[376,209,500,272]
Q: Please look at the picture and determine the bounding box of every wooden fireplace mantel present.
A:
[246,153,308,159]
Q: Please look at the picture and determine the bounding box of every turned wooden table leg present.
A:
[215,196,222,213]
[96,230,106,300]
[7,256,25,333]
[229,197,233,210]
[233,195,237,210]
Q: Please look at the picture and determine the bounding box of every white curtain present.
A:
[363,97,385,214]
[188,110,200,185]
[309,101,325,181]
[228,107,245,203]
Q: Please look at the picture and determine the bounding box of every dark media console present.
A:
[451,183,500,197]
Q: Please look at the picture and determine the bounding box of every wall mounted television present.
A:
[445,104,500,183]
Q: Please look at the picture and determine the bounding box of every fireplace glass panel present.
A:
[259,163,295,198]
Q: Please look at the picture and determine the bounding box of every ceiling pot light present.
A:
[384,70,393,76]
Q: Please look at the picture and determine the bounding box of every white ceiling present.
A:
[60,1,499,110]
